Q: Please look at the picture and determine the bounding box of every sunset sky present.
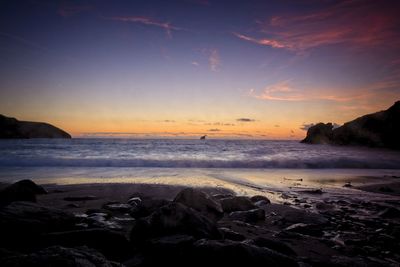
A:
[1,0,400,139]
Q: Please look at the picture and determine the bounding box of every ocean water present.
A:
[1,139,400,195]
[0,139,400,169]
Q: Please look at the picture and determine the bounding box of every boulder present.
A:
[1,246,119,267]
[40,228,131,261]
[220,196,256,213]
[129,198,170,218]
[250,195,271,204]
[174,188,223,221]
[229,208,265,223]
[191,239,298,266]
[0,201,77,249]
[0,180,47,206]
[130,203,221,243]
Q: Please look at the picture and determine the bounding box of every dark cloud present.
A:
[208,128,221,132]
[236,118,255,122]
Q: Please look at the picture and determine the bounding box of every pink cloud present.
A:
[107,16,182,38]
[235,1,400,52]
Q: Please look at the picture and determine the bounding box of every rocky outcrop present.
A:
[0,114,71,139]
[301,101,400,149]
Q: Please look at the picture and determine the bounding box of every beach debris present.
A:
[174,188,223,221]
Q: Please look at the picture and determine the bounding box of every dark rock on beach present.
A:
[301,100,400,149]
[0,179,47,206]
[0,114,71,139]
[174,188,223,221]
[130,202,221,243]
[220,196,256,212]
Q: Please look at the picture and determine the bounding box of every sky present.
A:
[1,0,400,139]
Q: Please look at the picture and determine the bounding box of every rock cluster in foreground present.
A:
[1,180,400,266]
[0,114,71,139]
[301,100,400,149]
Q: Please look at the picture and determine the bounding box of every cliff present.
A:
[0,115,71,139]
[301,101,400,149]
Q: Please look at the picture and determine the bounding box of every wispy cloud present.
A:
[191,61,199,66]
[208,128,221,132]
[235,0,400,52]
[107,16,182,38]
[236,118,255,122]
[208,49,221,72]
[248,80,380,103]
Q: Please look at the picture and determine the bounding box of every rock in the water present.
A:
[41,228,130,261]
[0,180,47,205]
[0,201,77,249]
[250,195,271,204]
[229,208,266,223]
[1,246,118,267]
[0,114,71,139]
[191,239,298,266]
[130,202,221,243]
[220,196,256,213]
[174,188,223,221]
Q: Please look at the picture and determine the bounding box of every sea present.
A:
[1,139,400,197]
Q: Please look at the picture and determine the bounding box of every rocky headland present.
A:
[0,114,71,139]
[301,101,400,149]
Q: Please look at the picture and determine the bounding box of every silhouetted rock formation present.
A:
[0,114,71,139]
[301,101,400,149]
